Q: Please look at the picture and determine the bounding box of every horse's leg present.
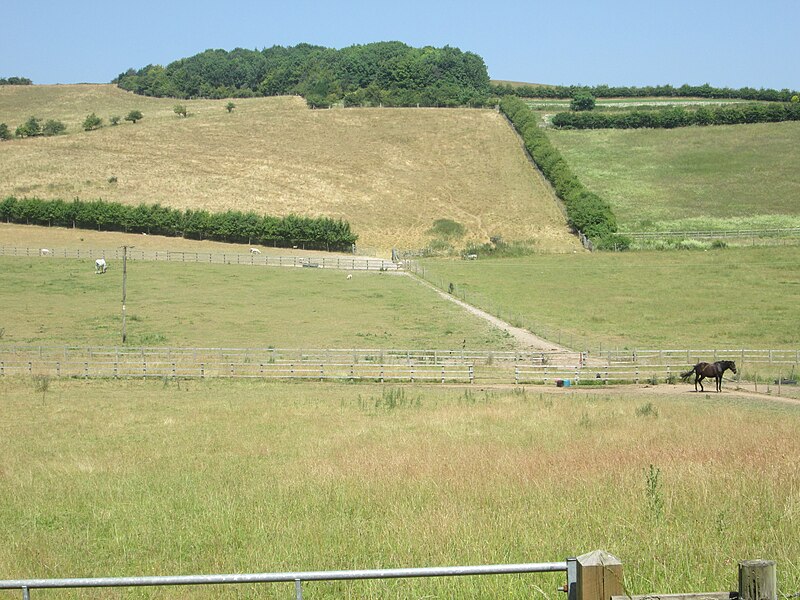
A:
[698,375,705,392]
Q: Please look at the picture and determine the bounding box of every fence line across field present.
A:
[0,552,781,600]
[1,345,796,366]
[0,559,569,600]
[0,246,400,271]
[0,358,475,384]
[621,227,800,240]
[2,345,796,385]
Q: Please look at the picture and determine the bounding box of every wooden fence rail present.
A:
[4,346,797,367]
[1,346,796,386]
[622,227,800,239]
[0,359,474,384]
[0,247,400,271]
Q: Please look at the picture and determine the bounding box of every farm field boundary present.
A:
[622,227,800,246]
[0,246,399,271]
[3,346,797,387]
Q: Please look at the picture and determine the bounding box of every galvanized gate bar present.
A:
[0,561,567,593]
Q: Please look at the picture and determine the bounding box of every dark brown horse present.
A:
[680,360,737,392]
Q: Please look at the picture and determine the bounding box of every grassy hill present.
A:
[0,84,580,255]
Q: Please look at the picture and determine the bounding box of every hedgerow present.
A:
[551,102,800,129]
[0,197,358,251]
[491,82,799,103]
[499,96,628,249]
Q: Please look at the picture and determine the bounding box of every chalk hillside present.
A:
[0,84,581,255]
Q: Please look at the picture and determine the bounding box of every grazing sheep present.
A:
[95,258,107,274]
[346,274,353,280]
[249,248,262,254]
[40,248,51,256]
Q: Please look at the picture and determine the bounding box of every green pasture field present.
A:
[417,246,800,352]
[1,378,797,598]
[0,256,517,350]
[546,121,800,232]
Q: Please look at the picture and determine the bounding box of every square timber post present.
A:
[575,550,624,600]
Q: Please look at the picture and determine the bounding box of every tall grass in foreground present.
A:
[0,378,798,598]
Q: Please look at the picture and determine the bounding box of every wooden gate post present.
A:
[574,550,624,600]
[739,560,777,600]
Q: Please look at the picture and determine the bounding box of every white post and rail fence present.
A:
[0,246,400,271]
[0,346,796,388]
[0,552,781,600]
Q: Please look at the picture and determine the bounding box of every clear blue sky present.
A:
[2,0,797,90]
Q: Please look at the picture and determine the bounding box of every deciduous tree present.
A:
[124,110,143,124]
[83,113,103,131]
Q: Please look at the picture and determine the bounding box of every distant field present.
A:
[418,246,800,351]
[547,121,800,232]
[0,84,580,255]
[1,378,797,598]
[0,255,517,349]
[527,97,750,110]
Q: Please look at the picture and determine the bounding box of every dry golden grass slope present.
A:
[0,84,580,255]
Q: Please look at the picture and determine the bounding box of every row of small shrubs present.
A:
[0,197,358,251]
[1,116,66,139]
[499,96,628,249]
[551,102,800,129]
[1,111,144,140]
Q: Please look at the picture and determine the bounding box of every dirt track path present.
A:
[407,272,571,352]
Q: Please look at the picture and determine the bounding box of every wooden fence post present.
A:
[739,560,776,600]
[575,550,624,600]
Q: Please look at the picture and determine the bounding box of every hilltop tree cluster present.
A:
[115,42,491,108]
[0,76,33,85]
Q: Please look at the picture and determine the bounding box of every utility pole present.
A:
[121,246,133,344]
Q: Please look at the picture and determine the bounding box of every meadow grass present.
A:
[0,378,797,598]
[547,121,800,231]
[0,256,517,350]
[0,84,579,255]
[418,246,800,350]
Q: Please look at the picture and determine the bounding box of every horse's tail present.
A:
[680,367,695,381]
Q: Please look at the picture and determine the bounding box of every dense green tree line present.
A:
[551,102,800,129]
[0,77,33,85]
[491,82,799,102]
[499,96,627,249]
[115,42,491,108]
[0,197,358,251]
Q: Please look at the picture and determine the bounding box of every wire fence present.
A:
[0,247,400,271]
